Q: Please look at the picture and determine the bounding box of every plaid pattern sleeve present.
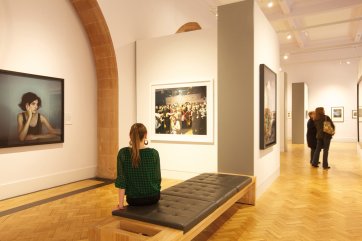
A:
[115,148,127,189]
[115,147,161,198]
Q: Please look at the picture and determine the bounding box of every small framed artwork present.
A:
[150,80,213,143]
[352,110,357,119]
[331,107,344,122]
[358,107,362,122]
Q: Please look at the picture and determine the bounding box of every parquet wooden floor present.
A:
[0,180,103,212]
[1,142,362,241]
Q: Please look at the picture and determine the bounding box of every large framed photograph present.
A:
[0,69,64,148]
[259,64,277,149]
[331,107,344,122]
[150,80,213,143]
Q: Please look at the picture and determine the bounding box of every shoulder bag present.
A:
[323,116,335,135]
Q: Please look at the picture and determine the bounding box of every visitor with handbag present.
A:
[311,107,335,169]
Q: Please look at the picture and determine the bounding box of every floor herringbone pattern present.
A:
[1,142,362,241]
[194,142,362,241]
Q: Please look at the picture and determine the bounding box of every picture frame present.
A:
[359,107,362,123]
[352,110,357,119]
[259,64,277,149]
[150,80,213,143]
[0,69,64,148]
[331,107,344,122]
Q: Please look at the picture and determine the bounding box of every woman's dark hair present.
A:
[18,92,42,111]
[315,107,324,120]
[129,123,147,167]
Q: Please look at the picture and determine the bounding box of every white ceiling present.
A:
[202,0,362,65]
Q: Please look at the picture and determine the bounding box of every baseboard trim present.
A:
[0,166,97,200]
[255,168,280,198]
[0,177,112,217]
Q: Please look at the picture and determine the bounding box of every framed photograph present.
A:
[331,107,344,122]
[259,64,277,149]
[0,69,64,148]
[353,110,357,119]
[150,80,213,143]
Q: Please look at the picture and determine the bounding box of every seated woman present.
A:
[115,123,161,209]
[17,92,61,141]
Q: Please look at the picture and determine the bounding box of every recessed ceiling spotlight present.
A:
[283,54,289,60]
[346,61,351,64]
[267,1,274,8]
[286,33,292,40]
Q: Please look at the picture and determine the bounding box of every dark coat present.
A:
[314,114,335,140]
[306,118,317,148]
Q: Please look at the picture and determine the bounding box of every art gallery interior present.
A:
[1,0,362,240]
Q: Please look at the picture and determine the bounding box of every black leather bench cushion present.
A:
[112,193,217,232]
[162,181,237,206]
[112,173,252,232]
[187,173,252,191]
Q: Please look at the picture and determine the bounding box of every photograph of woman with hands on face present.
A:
[17,92,61,142]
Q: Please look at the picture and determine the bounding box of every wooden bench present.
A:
[89,173,256,241]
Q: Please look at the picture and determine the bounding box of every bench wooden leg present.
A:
[89,217,183,241]
[237,178,256,205]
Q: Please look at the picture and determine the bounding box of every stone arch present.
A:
[70,0,118,179]
[176,22,202,33]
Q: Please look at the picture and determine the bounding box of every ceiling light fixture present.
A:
[346,61,351,65]
[267,1,274,8]
[286,33,292,40]
[283,54,289,60]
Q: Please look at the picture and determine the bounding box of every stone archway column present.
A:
[70,0,118,179]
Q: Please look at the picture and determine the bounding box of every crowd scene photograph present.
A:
[154,85,207,135]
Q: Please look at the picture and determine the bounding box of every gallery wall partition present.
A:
[292,83,308,144]
[71,0,118,179]
[218,0,280,197]
[218,0,255,176]
[136,29,217,180]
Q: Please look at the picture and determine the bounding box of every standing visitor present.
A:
[311,107,335,169]
[306,111,317,164]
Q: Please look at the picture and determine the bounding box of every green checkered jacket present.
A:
[115,147,161,198]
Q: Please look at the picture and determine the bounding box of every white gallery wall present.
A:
[253,3,280,196]
[0,0,97,199]
[98,0,217,148]
[0,0,281,198]
[284,61,359,142]
[136,29,217,179]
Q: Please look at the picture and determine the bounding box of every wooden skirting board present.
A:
[89,176,256,241]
